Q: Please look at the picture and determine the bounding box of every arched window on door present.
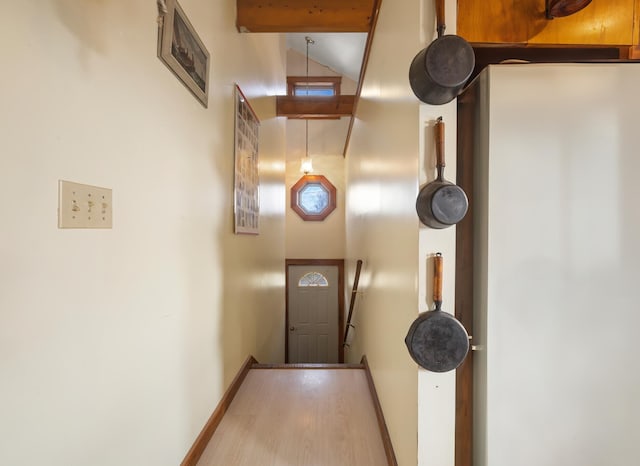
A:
[298,272,329,287]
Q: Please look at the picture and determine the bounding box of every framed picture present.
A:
[234,85,260,235]
[157,0,210,107]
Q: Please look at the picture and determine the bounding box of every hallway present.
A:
[190,361,395,466]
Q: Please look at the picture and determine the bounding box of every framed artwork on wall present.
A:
[157,0,210,107]
[234,85,260,235]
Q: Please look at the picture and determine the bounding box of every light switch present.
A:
[58,180,112,229]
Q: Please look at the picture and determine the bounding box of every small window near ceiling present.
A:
[298,272,329,287]
[287,76,341,97]
[294,86,334,97]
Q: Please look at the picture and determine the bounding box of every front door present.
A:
[286,261,343,363]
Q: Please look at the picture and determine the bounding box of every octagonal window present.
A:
[290,175,337,221]
[299,183,330,214]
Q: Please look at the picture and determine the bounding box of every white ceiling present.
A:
[286,33,367,82]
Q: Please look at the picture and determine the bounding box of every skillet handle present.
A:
[436,0,446,37]
[433,253,443,306]
[435,117,445,171]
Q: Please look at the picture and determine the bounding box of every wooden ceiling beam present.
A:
[276,96,355,119]
[236,0,375,32]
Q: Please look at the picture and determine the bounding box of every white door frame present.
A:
[285,259,345,363]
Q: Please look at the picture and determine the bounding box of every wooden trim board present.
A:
[236,0,376,33]
[454,86,478,466]
[361,356,398,466]
[180,355,258,466]
[253,363,364,369]
[276,95,355,119]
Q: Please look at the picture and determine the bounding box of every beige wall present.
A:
[0,1,286,465]
[286,151,346,259]
[343,1,420,465]
[416,105,459,466]
[284,49,351,259]
[345,1,461,465]
[415,4,465,465]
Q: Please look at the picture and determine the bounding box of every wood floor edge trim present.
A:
[180,355,259,466]
[360,355,399,466]
[252,363,364,369]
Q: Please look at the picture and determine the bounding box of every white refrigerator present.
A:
[463,63,640,466]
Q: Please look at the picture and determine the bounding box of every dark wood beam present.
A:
[276,95,355,119]
[455,87,478,466]
[236,0,375,32]
[469,45,629,82]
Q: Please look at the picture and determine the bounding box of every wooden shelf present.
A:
[458,0,637,46]
[276,95,355,119]
[236,0,376,32]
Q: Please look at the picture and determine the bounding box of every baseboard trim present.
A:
[253,363,364,369]
[180,355,258,466]
[361,355,398,466]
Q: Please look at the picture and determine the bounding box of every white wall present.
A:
[286,48,357,93]
[0,1,286,465]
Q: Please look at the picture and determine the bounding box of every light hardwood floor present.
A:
[196,368,389,466]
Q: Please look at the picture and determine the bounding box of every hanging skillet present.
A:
[546,0,592,18]
[409,0,475,105]
[405,253,469,372]
[416,117,468,228]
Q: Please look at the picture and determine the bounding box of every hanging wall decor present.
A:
[157,0,210,107]
[234,85,260,235]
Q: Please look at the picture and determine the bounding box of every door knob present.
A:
[289,326,295,331]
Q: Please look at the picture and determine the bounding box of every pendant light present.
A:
[299,36,314,175]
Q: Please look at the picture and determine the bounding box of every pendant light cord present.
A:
[305,37,314,162]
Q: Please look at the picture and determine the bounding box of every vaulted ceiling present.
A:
[236,0,383,155]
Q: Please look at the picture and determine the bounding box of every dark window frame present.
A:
[290,175,337,221]
[287,76,342,97]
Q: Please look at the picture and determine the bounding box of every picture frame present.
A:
[233,85,260,235]
[157,0,210,107]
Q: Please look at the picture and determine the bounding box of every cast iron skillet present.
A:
[546,0,592,18]
[409,0,475,105]
[416,117,468,229]
[405,253,469,372]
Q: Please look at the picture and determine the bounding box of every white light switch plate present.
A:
[58,180,112,229]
